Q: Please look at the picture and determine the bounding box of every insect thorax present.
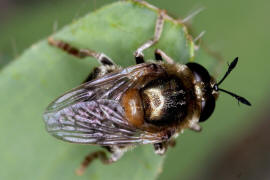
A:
[140,76,188,126]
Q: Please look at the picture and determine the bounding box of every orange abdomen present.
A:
[121,89,144,127]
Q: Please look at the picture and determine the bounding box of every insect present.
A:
[43,2,251,175]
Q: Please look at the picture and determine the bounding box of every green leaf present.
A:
[0,1,219,179]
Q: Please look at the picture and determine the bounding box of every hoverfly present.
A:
[43,3,251,175]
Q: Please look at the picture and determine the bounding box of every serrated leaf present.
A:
[0,1,219,180]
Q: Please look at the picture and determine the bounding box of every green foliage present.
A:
[0,54,11,69]
[0,1,219,179]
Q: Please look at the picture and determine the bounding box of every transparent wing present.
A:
[43,63,165,145]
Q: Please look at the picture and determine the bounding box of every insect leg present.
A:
[48,37,115,66]
[155,49,175,64]
[168,139,176,147]
[189,123,202,132]
[154,49,163,61]
[75,147,126,175]
[83,65,119,83]
[154,139,177,156]
[134,10,165,64]
[154,142,168,155]
[76,150,111,176]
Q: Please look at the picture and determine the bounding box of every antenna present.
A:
[214,57,251,106]
[217,57,238,86]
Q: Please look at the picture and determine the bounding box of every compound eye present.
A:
[186,63,211,83]
[199,95,216,122]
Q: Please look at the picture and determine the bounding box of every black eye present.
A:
[186,63,210,83]
[199,95,215,122]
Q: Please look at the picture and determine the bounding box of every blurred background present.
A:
[0,0,269,179]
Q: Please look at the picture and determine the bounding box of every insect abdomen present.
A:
[121,88,144,127]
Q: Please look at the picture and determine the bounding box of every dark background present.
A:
[0,0,269,179]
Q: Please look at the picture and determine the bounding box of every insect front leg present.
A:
[76,146,127,175]
[134,10,165,64]
[48,37,115,66]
